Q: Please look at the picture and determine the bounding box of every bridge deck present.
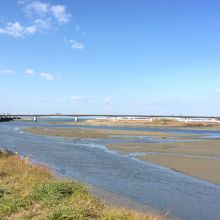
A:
[0,114,219,119]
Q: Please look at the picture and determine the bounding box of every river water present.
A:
[0,120,220,220]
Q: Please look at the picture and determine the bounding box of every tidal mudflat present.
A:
[1,121,220,219]
[107,140,220,185]
[26,126,200,140]
[26,126,220,186]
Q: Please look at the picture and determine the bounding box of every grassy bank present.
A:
[0,152,164,220]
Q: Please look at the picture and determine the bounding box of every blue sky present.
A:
[0,0,220,115]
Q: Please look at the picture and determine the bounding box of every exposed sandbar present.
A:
[138,154,220,185]
[107,140,220,185]
[25,127,196,140]
[107,140,220,157]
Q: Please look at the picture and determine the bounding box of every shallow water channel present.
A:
[0,121,220,220]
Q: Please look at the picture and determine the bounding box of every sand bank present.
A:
[108,140,220,185]
[25,127,198,140]
[107,140,220,157]
[138,154,220,186]
[25,127,220,186]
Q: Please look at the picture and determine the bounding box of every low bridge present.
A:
[0,114,220,120]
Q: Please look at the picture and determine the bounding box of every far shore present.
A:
[25,126,220,186]
[50,118,220,130]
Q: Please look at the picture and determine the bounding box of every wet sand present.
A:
[26,127,198,140]
[87,184,157,214]
[62,176,156,214]
[107,140,220,157]
[26,126,220,186]
[108,140,220,185]
[138,154,220,186]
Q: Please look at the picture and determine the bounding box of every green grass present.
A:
[0,153,165,220]
[32,181,82,207]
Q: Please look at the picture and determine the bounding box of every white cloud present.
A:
[0,21,25,37]
[25,25,37,34]
[40,72,54,81]
[70,96,87,101]
[25,1,49,17]
[50,5,70,24]
[69,40,84,49]
[33,18,51,30]
[0,1,70,38]
[24,1,70,24]
[0,69,16,75]
[0,19,51,38]
[1,67,55,81]
[26,68,34,75]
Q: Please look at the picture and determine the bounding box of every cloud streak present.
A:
[70,96,87,101]
[0,69,16,75]
[40,72,54,81]
[69,39,84,49]
[25,68,54,80]
[26,68,34,75]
